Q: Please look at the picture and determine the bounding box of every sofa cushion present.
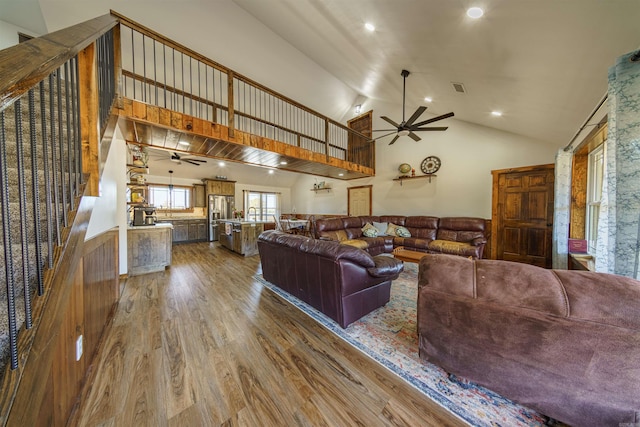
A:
[341,239,369,250]
[372,221,389,236]
[362,223,378,237]
[428,240,477,257]
[395,226,411,237]
[386,223,400,235]
[318,229,348,242]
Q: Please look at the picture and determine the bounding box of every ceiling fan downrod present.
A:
[401,69,410,123]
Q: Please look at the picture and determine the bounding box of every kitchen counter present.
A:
[128,222,173,230]
[157,218,208,243]
[156,217,206,221]
[218,220,264,256]
[127,223,173,276]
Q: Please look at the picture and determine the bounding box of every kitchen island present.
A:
[218,220,267,256]
[127,222,173,276]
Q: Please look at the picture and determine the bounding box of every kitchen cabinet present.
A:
[193,184,206,207]
[204,179,235,196]
[127,224,172,276]
[160,218,207,243]
[219,220,264,256]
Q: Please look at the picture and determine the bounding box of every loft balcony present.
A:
[113,11,375,179]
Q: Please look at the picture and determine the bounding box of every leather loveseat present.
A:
[418,254,640,427]
[257,230,404,328]
[314,215,487,259]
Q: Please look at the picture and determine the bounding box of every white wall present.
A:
[85,127,129,274]
[291,118,558,219]
[0,19,38,50]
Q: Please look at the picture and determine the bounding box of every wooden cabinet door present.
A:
[491,164,555,267]
[206,180,221,195]
[173,222,189,243]
[221,181,235,196]
[194,184,206,207]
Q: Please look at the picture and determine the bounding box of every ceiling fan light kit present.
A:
[374,69,454,145]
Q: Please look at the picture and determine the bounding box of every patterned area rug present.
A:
[254,263,549,427]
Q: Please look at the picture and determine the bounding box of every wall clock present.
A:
[420,156,441,174]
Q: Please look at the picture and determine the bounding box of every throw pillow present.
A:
[386,223,400,236]
[362,223,378,238]
[395,226,411,237]
[372,221,388,236]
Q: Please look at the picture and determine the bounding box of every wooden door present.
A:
[348,185,372,216]
[347,111,374,169]
[491,164,555,267]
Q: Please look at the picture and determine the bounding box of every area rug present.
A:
[254,263,549,427]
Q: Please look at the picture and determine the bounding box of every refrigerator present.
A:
[209,195,234,241]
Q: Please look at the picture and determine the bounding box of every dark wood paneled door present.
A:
[491,164,555,267]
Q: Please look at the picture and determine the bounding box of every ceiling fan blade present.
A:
[405,106,427,127]
[408,132,421,142]
[381,116,400,128]
[184,159,202,166]
[373,131,398,141]
[184,158,206,163]
[411,112,454,128]
[388,135,400,145]
[412,126,449,131]
[372,129,398,132]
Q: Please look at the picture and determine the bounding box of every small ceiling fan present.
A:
[373,69,454,145]
[169,152,207,166]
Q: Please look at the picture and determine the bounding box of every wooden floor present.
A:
[72,242,466,427]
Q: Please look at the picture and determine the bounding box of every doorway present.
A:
[491,164,555,267]
[348,185,372,216]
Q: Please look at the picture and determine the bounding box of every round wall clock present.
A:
[420,156,441,174]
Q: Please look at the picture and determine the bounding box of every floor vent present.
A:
[452,82,466,93]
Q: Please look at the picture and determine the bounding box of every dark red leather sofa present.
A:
[258,230,404,328]
[314,215,488,259]
[418,254,640,426]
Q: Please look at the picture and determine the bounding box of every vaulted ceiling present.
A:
[233,0,640,146]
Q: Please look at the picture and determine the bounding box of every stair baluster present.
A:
[0,111,18,370]
[28,89,44,297]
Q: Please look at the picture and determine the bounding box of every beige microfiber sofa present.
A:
[314,215,488,259]
[418,254,640,426]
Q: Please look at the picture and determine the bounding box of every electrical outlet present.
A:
[76,335,83,361]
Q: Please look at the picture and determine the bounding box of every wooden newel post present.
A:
[78,42,100,196]
[324,119,330,162]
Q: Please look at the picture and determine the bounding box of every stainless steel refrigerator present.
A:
[208,194,234,241]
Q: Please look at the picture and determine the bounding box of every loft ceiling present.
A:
[232,0,640,146]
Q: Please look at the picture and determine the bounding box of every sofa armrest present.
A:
[367,255,404,278]
[471,236,487,246]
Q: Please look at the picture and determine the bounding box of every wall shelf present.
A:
[393,174,436,186]
[311,187,332,192]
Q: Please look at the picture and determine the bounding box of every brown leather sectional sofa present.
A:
[257,230,404,328]
[314,215,488,259]
[418,254,640,426]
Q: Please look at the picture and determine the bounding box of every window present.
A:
[586,144,604,253]
[148,185,192,211]
[244,191,280,221]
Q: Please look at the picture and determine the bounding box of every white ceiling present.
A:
[232,0,640,146]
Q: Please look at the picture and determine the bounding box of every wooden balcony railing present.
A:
[112,10,375,172]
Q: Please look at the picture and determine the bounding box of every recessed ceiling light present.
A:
[218,161,225,167]
[364,22,375,32]
[491,111,503,116]
[339,173,344,177]
[467,7,484,19]
[280,161,287,165]
[424,97,433,103]
[178,141,190,146]
[268,169,274,174]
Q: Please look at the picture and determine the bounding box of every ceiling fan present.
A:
[373,69,454,145]
[169,152,207,166]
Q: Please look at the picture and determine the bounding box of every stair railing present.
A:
[0,13,120,424]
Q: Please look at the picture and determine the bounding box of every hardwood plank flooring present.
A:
[73,242,466,427]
